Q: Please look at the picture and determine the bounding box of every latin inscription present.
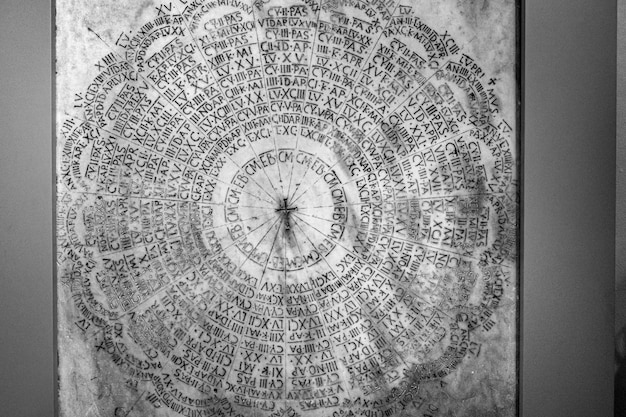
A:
[56,0,518,416]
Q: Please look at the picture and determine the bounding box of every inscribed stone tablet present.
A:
[56,1,519,415]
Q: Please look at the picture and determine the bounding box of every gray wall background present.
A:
[618,1,626,414]
[523,1,615,415]
[618,0,626,351]
[0,0,617,415]
[0,1,54,415]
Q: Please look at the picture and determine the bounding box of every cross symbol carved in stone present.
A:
[275,198,298,230]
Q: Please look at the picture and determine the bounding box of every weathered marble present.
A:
[56,1,518,415]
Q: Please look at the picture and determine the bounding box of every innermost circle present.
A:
[223,149,348,272]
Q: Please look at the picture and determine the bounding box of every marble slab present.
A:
[56,1,518,415]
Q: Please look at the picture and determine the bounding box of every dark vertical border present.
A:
[616,0,626,415]
[522,1,615,416]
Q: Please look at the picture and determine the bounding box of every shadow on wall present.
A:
[617,326,626,416]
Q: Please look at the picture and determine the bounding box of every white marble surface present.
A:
[55,1,517,415]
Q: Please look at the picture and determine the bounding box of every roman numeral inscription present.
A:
[56,1,518,416]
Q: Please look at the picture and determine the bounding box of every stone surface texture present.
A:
[56,1,518,415]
